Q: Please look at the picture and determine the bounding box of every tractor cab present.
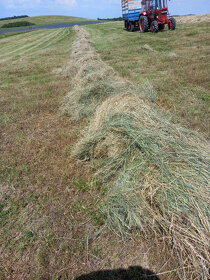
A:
[140,0,176,33]
[142,0,168,22]
[142,0,167,14]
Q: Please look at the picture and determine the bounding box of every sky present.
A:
[0,0,210,20]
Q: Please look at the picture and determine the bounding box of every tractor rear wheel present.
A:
[139,16,148,33]
[151,21,159,33]
[168,18,176,30]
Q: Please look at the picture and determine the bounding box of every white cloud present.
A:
[55,0,77,8]
[0,0,41,9]
[0,0,38,9]
[0,0,77,9]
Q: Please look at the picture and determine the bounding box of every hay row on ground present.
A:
[62,26,210,280]
[177,14,210,24]
[60,25,141,120]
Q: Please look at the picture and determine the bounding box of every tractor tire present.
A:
[139,16,148,33]
[159,24,165,31]
[129,22,135,32]
[124,21,129,31]
[168,17,176,30]
[151,21,159,33]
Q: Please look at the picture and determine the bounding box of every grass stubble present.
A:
[0,27,94,279]
[61,25,210,280]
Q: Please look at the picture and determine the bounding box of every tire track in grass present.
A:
[0,29,61,62]
[0,30,50,54]
[15,29,62,57]
[44,27,70,48]
[0,30,42,45]
[0,29,70,88]
[0,28,69,62]
[15,28,69,65]
[23,28,69,58]
[14,28,70,63]
[15,28,65,58]
[0,29,58,61]
[24,28,71,59]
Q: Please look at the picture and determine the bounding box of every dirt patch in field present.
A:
[0,183,15,201]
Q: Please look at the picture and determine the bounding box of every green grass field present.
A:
[84,21,210,136]
[0,15,94,30]
[0,17,209,280]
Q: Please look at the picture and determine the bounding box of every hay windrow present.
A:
[63,26,210,279]
[60,25,140,120]
[177,14,210,24]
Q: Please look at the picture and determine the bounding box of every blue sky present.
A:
[0,0,209,19]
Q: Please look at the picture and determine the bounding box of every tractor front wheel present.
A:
[151,21,159,33]
[168,18,176,30]
[139,16,148,33]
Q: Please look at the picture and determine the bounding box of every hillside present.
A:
[0,15,209,280]
[0,15,94,29]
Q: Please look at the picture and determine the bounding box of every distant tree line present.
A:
[97,14,195,21]
[97,17,123,21]
[1,21,35,28]
[0,15,29,21]
[172,14,195,17]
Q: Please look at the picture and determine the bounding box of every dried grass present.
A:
[177,14,210,24]
[76,93,210,280]
[64,26,210,280]
[60,26,138,120]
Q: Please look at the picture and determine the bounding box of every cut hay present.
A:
[75,94,210,280]
[141,44,158,53]
[177,14,210,24]
[60,26,139,120]
[63,26,210,280]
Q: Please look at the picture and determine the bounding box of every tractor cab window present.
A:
[149,0,162,10]
[150,0,155,10]
[141,0,148,12]
[141,0,166,11]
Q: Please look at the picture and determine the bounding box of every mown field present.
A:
[85,19,210,136]
[0,17,209,280]
[0,15,94,30]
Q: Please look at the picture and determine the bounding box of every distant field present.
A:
[85,19,210,135]
[0,15,94,29]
